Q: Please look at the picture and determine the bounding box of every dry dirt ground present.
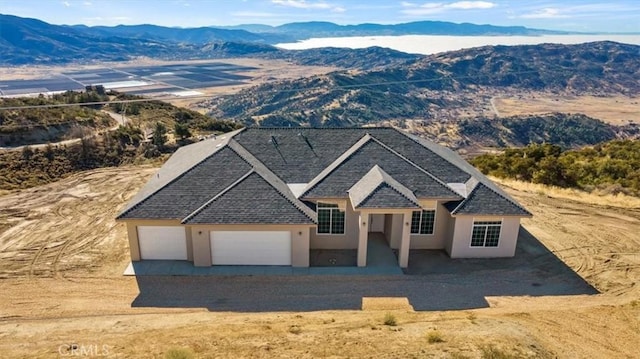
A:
[0,166,639,358]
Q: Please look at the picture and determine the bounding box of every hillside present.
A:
[0,92,115,147]
[471,140,640,196]
[206,41,640,126]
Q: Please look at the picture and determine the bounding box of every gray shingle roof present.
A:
[118,127,531,223]
[117,129,244,218]
[449,183,532,216]
[117,146,251,220]
[349,165,420,209]
[303,138,462,200]
[183,171,315,224]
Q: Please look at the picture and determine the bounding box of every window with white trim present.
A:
[410,209,436,235]
[470,221,502,247]
[317,202,345,234]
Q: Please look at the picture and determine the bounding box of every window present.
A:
[470,221,502,247]
[317,202,345,234]
[410,209,436,235]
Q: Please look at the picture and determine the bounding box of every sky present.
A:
[2,0,640,33]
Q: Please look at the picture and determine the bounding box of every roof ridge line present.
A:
[181,169,255,224]
[301,134,374,198]
[373,166,421,207]
[451,180,480,214]
[227,139,317,222]
[116,130,244,219]
[368,135,462,199]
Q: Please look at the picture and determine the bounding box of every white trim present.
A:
[469,217,504,248]
[410,206,437,236]
[316,202,347,236]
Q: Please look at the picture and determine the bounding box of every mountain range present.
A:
[207,41,640,127]
[1,13,571,65]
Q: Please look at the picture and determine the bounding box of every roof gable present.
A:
[451,183,532,216]
[183,171,315,224]
[118,146,251,220]
[303,136,461,200]
[117,129,243,218]
[349,165,420,209]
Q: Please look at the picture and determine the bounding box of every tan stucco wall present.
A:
[449,216,521,258]
[409,202,450,249]
[310,198,360,249]
[123,220,185,262]
[190,224,312,267]
[122,221,311,267]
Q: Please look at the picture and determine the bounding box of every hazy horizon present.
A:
[276,34,640,55]
[2,0,640,33]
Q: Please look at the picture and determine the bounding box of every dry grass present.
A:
[491,176,640,209]
[493,94,640,125]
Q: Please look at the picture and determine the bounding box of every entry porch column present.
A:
[357,211,369,267]
[398,211,412,268]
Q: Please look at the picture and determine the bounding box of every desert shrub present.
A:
[480,345,516,359]
[164,347,194,359]
[288,325,302,334]
[383,313,397,326]
[427,330,445,343]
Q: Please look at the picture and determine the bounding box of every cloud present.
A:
[63,1,71,7]
[272,0,331,9]
[447,1,495,10]
[520,8,570,19]
[401,1,496,16]
[83,1,92,5]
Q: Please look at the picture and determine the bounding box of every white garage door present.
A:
[210,231,291,265]
[137,226,187,260]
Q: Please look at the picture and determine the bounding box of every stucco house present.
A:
[117,127,531,268]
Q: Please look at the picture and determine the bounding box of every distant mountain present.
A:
[70,23,292,44]
[208,41,640,127]
[0,14,420,68]
[218,20,569,39]
[0,14,199,64]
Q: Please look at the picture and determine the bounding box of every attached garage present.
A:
[210,231,292,265]
[137,226,188,260]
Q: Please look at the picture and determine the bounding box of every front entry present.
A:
[368,214,385,233]
[358,211,412,268]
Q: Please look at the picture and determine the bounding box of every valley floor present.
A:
[0,166,638,358]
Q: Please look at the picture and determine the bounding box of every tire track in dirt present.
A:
[0,166,157,278]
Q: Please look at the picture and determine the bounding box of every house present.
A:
[116,127,531,268]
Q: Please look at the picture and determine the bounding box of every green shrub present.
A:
[383,313,397,326]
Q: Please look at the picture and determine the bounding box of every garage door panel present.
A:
[210,231,291,265]
[138,226,187,260]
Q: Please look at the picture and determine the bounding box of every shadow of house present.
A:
[131,226,598,312]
